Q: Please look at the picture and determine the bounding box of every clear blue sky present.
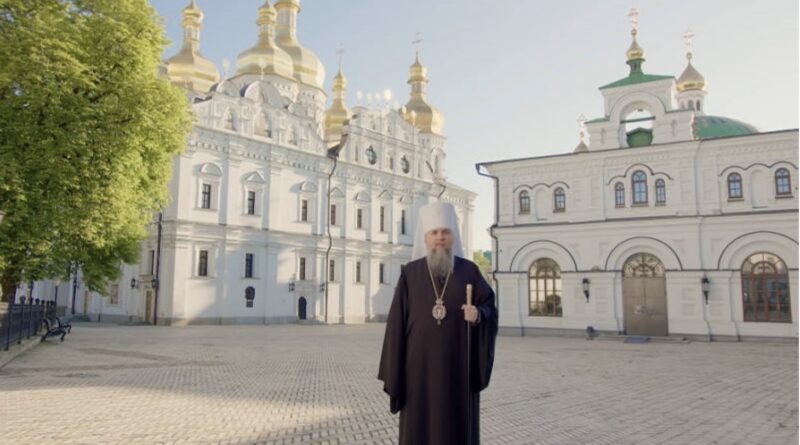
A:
[149,0,799,251]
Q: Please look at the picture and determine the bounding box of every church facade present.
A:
[477,16,798,340]
[47,0,475,325]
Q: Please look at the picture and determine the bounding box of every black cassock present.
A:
[378,256,498,445]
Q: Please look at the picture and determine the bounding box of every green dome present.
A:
[694,115,758,139]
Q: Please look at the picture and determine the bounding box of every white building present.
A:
[43,0,475,325]
[477,17,798,340]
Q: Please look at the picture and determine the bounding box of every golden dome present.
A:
[274,0,325,90]
[165,0,220,94]
[324,66,351,141]
[676,54,706,92]
[626,31,645,61]
[235,1,294,79]
[402,53,444,135]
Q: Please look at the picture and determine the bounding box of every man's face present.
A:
[425,228,453,253]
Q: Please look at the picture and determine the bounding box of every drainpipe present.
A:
[475,164,501,315]
[325,133,348,325]
[692,139,713,341]
[153,212,163,326]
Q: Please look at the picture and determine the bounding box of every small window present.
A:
[775,168,792,196]
[244,253,254,278]
[201,184,212,209]
[379,263,385,284]
[148,250,156,275]
[380,206,386,232]
[247,191,256,215]
[301,199,309,222]
[330,204,337,226]
[400,210,407,235]
[299,257,307,281]
[355,261,362,283]
[615,182,625,207]
[198,250,209,277]
[224,110,235,130]
[553,188,565,212]
[655,179,666,204]
[632,170,648,204]
[366,147,377,165]
[728,173,743,199]
[329,260,335,282]
[400,157,410,174]
[356,208,363,229]
[519,191,530,214]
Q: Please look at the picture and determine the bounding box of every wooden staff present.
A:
[465,283,473,445]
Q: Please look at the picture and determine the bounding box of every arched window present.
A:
[400,156,410,174]
[528,258,562,317]
[741,253,791,322]
[224,110,236,131]
[696,101,702,111]
[553,187,566,212]
[775,168,792,196]
[727,173,743,199]
[519,191,530,214]
[615,182,625,207]
[366,146,377,165]
[632,170,648,204]
[655,179,666,204]
[255,112,271,138]
[688,100,695,110]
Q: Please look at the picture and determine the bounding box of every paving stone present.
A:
[0,323,796,445]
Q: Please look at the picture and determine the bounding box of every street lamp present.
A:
[582,278,590,302]
[702,276,710,304]
[130,277,140,289]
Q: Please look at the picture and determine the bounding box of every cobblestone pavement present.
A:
[0,323,796,445]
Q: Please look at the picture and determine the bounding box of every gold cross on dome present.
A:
[335,44,345,69]
[412,32,423,56]
[683,29,695,56]
[628,8,639,34]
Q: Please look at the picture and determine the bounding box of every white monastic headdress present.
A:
[410,202,465,262]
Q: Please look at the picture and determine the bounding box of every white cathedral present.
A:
[47,0,476,325]
[478,13,798,340]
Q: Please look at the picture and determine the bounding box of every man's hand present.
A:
[461,304,479,324]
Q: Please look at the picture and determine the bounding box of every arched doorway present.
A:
[622,253,668,336]
[298,297,307,320]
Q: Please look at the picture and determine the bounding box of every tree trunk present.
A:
[1,272,20,303]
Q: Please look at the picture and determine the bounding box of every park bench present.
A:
[41,316,71,343]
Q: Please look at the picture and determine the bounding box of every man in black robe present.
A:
[378,202,498,444]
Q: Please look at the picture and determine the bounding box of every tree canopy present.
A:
[0,0,192,300]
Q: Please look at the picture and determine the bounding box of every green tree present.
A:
[472,251,491,276]
[0,0,192,300]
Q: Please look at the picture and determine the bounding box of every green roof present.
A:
[599,71,674,90]
[694,115,758,139]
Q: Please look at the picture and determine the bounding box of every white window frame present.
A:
[197,163,223,211]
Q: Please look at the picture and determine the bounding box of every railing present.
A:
[1,299,57,351]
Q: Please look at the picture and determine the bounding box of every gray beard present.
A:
[427,248,453,280]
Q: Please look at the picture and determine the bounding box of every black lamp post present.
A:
[582,278,590,302]
[702,276,710,304]
[70,263,79,315]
